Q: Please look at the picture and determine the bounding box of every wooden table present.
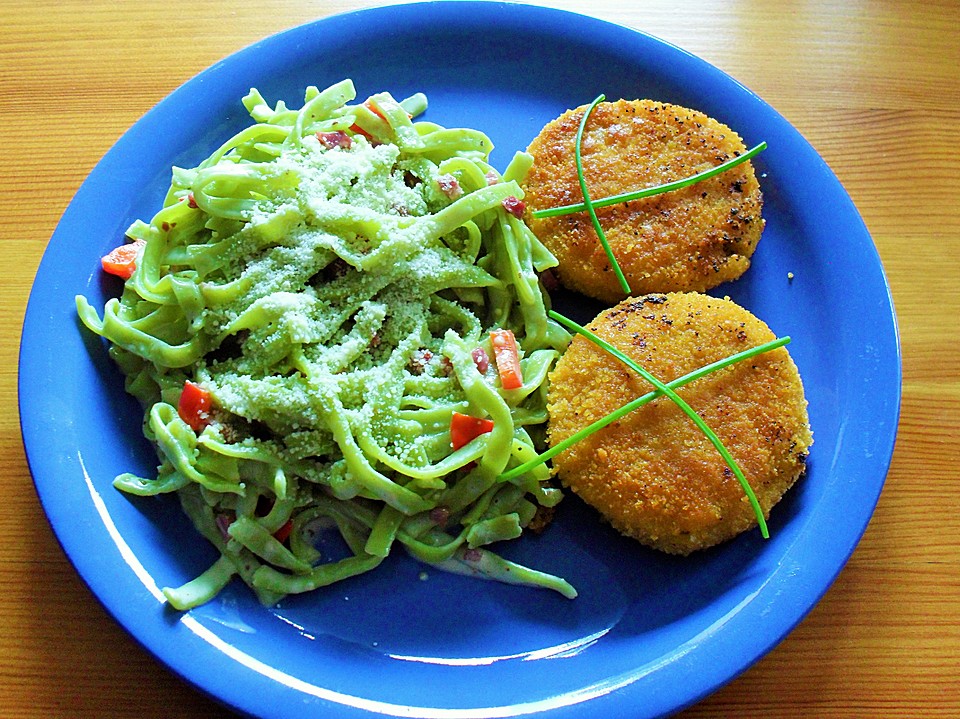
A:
[2,1,957,716]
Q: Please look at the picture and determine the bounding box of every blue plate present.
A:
[19,3,901,718]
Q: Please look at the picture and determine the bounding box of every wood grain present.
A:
[2,1,957,717]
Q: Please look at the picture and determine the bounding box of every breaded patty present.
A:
[523,100,764,304]
[547,292,811,555]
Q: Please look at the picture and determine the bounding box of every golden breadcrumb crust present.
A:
[546,293,812,555]
[522,99,764,303]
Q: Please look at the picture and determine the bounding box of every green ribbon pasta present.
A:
[77,79,575,607]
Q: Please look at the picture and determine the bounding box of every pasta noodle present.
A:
[76,79,576,609]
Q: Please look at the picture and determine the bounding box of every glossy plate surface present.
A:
[20,3,900,718]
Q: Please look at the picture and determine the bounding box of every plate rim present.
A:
[19,3,902,718]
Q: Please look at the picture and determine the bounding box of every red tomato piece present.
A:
[101,239,146,280]
[490,329,524,390]
[178,380,213,433]
[273,520,293,544]
[450,411,494,450]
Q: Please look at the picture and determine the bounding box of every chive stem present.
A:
[575,95,631,294]
[533,141,768,219]
[504,312,791,540]
[500,332,789,481]
[548,310,769,538]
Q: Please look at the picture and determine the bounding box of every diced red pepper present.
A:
[490,329,524,390]
[348,100,413,141]
[501,195,525,218]
[348,122,374,140]
[450,411,494,450]
[364,100,389,121]
[364,99,411,122]
[273,520,293,544]
[178,380,213,433]
[100,239,145,280]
